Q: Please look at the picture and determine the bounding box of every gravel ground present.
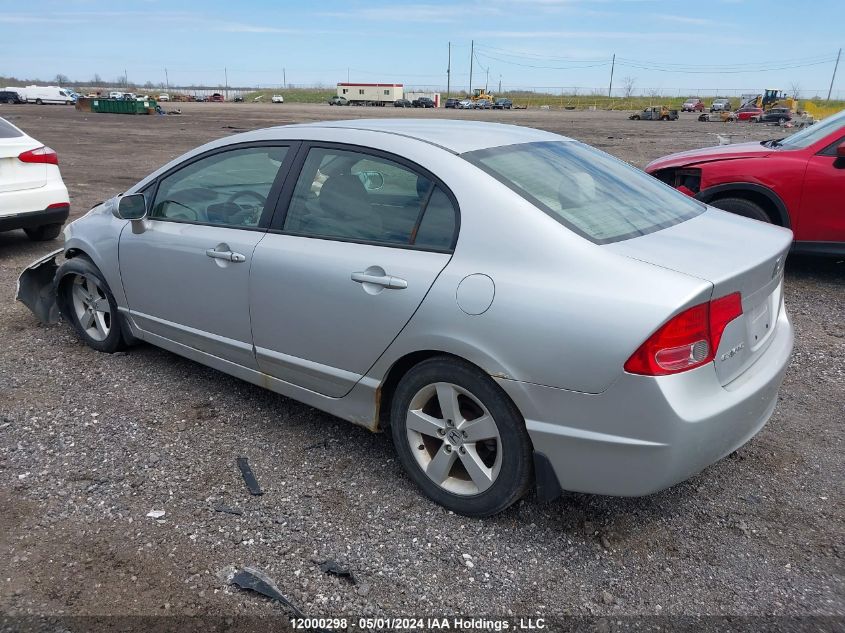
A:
[0,104,842,627]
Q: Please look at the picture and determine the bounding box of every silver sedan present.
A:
[18,120,794,516]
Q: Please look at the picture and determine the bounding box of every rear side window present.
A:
[463,141,704,244]
[0,118,24,138]
[283,146,458,251]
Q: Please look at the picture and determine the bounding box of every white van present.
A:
[22,86,74,105]
[108,91,125,100]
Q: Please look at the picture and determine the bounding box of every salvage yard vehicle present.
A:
[329,96,349,106]
[458,99,474,109]
[444,98,460,109]
[393,98,412,108]
[710,98,732,112]
[736,106,764,121]
[756,107,792,124]
[0,117,69,241]
[412,97,435,108]
[647,108,845,255]
[681,98,704,112]
[0,90,25,104]
[698,111,737,122]
[492,98,513,110]
[629,106,678,121]
[18,119,794,517]
[271,95,284,104]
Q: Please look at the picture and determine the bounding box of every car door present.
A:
[119,143,296,368]
[250,144,459,397]
[799,134,845,243]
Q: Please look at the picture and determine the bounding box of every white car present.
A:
[158,94,170,102]
[0,117,69,241]
[271,94,284,104]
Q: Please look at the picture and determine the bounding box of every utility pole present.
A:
[124,69,128,88]
[283,67,286,88]
[828,48,841,101]
[485,67,489,92]
[347,67,350,83]
[165,68,169,92]
[447,42,451,98]
[498,74,502,94]
[608,53,615,97]
[224,67,228,100]
[469,39,474,96]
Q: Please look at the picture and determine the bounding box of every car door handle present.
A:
[206,248,246,263]
[351,271,408,289]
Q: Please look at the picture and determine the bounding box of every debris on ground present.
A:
[236,457,263,496]
[305,439,332,450]
[213,503,243,516]
[314,559,357,584]
[227,566,307,619]
[145,510,165,519]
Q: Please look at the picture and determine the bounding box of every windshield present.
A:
[776,109,845,149]
[463,141,704,244]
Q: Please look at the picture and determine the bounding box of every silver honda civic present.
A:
[18,120,794,517]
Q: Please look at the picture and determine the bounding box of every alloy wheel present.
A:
[70,274,111,342]
[405,382,503,496]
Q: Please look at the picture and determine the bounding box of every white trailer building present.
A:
[337,83,403,105]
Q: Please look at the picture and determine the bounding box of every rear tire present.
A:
[24,223,63,241]
[390,357,533,517]
[57,257,126,353]
[710,197,771,223]
[36,98,43,105]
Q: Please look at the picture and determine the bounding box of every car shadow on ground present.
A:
[785,253,844,282]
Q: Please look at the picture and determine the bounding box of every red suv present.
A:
[646,109,845,255]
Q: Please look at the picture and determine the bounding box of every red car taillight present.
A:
[18,146,58,165]
[624,293,743,376]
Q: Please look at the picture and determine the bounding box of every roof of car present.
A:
[281,119,568,154]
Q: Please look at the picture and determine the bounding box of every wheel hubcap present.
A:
[406,382,502,496]
[70,275,111,342]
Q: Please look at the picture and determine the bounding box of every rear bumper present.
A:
[0,204,70,232]
[498,304,793,497]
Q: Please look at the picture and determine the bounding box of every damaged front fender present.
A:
[15,249,63,324]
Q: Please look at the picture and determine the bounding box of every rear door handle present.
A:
[351,271,408,289]
[206,248,246,263]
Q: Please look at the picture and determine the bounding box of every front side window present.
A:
[463,141,704,244]
[151,146,288,228]
[283,147,457,249]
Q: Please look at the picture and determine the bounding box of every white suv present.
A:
[0,118,70,241]
[710,98,732,112]
[271,94,284,103]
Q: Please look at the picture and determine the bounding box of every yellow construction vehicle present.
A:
[470,88,495,103]
[741,89,797,112]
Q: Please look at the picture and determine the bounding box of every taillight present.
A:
[624,293,743,376]
[18,146,58,165]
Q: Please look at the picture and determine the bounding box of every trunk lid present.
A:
[0,135,46,193]
[606,208,792,385]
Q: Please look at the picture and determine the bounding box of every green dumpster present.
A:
[91,98,157,115]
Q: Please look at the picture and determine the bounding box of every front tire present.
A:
[710,197,771,223]
[390,358,533,517]
[57,257,126,353]
[24,223,63,241]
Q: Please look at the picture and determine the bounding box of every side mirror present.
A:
[837,142,845,159]
[116,193,147,220]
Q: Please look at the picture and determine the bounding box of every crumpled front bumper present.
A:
[15,248,62,324]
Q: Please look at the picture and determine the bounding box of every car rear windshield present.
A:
[0,118,24,138]
[463,141,704,244]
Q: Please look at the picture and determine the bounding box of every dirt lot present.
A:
[0,103,842,627]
